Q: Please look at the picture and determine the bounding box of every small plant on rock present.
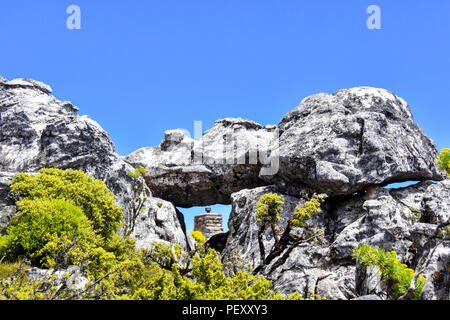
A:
[436,148,450,176]
[352,244,426,300]
[252,192,326,276]
[124,166,149,237]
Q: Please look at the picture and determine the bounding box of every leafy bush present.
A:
[352,244,426,300]
[255,193,284,227]
[10,168,123,239]
[0,198,98,268]
[168,232,301,300]
[1,168,308,300]
[0,262,24,280]
[124,166,149,237]
[190,230,206,247]
[436,148,450,176]
[292,195,325,228]
[144,242,185,270]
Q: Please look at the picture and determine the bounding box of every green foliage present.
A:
[1,168,307,300]
[124,166,149,237]
[0,262,24,280]
[10,168,123,239]
[1,168,154,299]
[409,207,423,223]
[191,231,206,247]
[252,192,326,276]
[0,198,98,268]
[436,148,450,176]
[171,247,301,300]
[352,244,426,300]
[145,242,185,270]
[128,166,148,179]
[292,194,324,228]
[255,193,284,227]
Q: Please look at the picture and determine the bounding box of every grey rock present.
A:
[130,197,191,250]
[25,266,90,291]
[422,180,450,224]
[420,242,450,300]
[263,87,444,196]
[125,118,277,207]
[355,264,387,297]
[223,180,450,299]
[0,77,190,250]
[223,185,303,270]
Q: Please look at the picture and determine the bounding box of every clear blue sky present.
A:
[1,1,449,232]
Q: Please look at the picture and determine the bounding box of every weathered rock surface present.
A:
[25,266,90,291]
[125,118,277,207]
[130,197,192,250]
[0,77,190,250]
[223,181,450,300]
[263,87,444,196]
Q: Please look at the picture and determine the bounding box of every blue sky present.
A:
[1,1,449,232]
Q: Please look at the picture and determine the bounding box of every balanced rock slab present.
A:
[125,118,277,207]
[263,87,444,196]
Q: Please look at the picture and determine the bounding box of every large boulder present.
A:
[262,87,444,196]
[0,77,190,250]
[222,180,450,300]
[129,197,192,250]
[125,118,277,207]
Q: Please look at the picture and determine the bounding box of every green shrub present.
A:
[0,198,98,268]
[145,242,185,270]
[191,230,206,247]
[0,262,25,279]
[172,241,301,300]
[292,195,324,228]
[436,148,450,176]
[255,193,284,227]
[253,192,325,275]
[352,244,426,300]
[10,168,123,239]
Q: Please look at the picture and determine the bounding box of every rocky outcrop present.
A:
[130,197,192,250]
[223,181,450,299]
[0,77,190,250]
[1,77,448,299]
[263,87,444,196]
[125,118,277,207]
[126,87,443,207]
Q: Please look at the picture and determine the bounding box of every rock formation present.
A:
[1,77,448,299]
[0,77,190,250]
[223,180,449,299]
[263,87,445,196]
[125,118,277,207]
